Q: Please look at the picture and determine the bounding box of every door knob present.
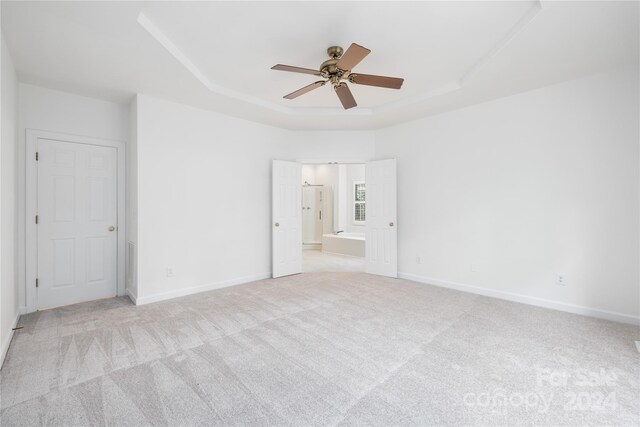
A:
[108,226,116,232]
[275,222,280,227]
[389,222,394,227]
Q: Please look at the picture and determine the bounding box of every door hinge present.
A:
[35,215,39,224]
[35,278,39,288]
[35,152,39,161]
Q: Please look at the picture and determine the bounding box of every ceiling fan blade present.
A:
[271,64,322,76]
[336,43,371,71]
[349,73,404,89]
[283,81,326,99]
[334,83,357,109]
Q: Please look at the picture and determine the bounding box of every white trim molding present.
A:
[137,1,543,116]
[126,289,138,305]
[399,272,640,326]
[133,273,271,306]
[25,129,126,314]
[0,312,21,369]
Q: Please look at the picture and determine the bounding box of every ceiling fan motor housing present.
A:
[321,46,347,85]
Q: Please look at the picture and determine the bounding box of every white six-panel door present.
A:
[272,160,302,278]
[365,159,398,277]
[37,139,118,309]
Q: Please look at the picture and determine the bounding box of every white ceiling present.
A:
[2,1,638,130]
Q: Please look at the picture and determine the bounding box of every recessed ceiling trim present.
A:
[137,12,373,116]
[459,0,543,86]
[374,1,543,113]
[138,1,542,117]
[137,12,291,114]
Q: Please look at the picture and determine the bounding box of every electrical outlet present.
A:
[470,263,479,273]
[166,267,175,278]
[556,273,566,286]
[416,256,422,264]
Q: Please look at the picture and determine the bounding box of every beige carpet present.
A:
[1,273,638,426]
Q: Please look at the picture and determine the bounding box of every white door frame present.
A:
[25,129,126,313]
[296,158,370,165]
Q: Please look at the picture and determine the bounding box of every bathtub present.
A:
[322,233,365,257]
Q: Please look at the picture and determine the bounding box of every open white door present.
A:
[272,160,302,278]
[365,159,397,277]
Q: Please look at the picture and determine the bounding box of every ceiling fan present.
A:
[271,43,404,110]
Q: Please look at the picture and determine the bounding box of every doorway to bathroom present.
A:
[301,163,366,273]
[272,159,397,279]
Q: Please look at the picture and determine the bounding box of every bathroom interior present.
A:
[301,163,366,272]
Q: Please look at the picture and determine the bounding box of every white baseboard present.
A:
[1,312,21,369]
[134,272,272,306]
[126,288,138,305]
[399,272,640,326]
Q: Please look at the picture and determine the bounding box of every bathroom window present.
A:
[354,181,366,223]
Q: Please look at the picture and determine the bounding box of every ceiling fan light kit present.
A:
[271,43,405,109]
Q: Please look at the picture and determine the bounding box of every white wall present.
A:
[302,164,340,234]
[17,84,129,309]
[133,95,374,304]
[7,62,637,327]
[301,164,315,186]
[314,164,339,234]
[345,164,365,233]
[1,33,19,366]
[289,131,374,162]
[18,84,129,142]
[337,164,347,231]
[376,66,640,322]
